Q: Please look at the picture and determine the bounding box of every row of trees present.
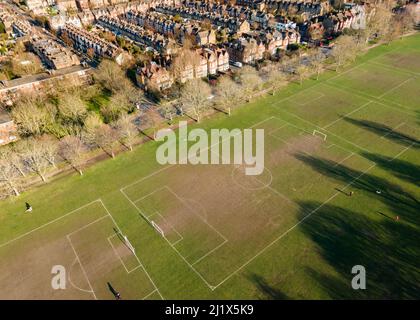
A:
[173,47,330,123]
[0,112,139,197]
[1,60,147,198]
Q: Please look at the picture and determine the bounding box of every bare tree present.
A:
[82,113,103,145]
[114,114,138,151]
[214,75,243,115]
[0,159,21,197]
[238,66,263,101]
[94,59,132,94]
[0,145,26,177]
[39,135,59,168]
[295,65,311,85]
[58,92,88,126]
[309,51,326,80]
[11,98,50,136]
[102,88,139,123]
[179,79,212,123]
[59,135,86,175]
[331,35,359,71]
[363,3,393,43]
[159,102,176,122]
[21,138,49,182]
[94,124,118,158]
[260,63,288,93]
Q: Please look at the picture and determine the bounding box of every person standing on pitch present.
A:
[107,282,121,300]
[25,202,33,212]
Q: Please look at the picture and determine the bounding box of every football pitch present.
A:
[0,34,419,299]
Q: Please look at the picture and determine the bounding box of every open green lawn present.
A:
[0,34,419,299]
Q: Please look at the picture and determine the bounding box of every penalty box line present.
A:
[66,200,163,300]
[129,185,228,265]
[99,199,164,300]
[147,211,184,246]
[107,234,142,274]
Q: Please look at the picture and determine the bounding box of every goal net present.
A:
[312,130,327,141]
[151,221,165,238]
[123,235,135,254]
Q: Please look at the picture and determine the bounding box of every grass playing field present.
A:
[0,34,419,299]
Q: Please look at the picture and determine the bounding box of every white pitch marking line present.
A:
[277,109,372,153]
[155,212,184,245]
[191,239,228,266]
[142,288,159,300]
[297,92,325,106]
[67,235,98,300]
[210,162,377,290]
[389,142,416,162]
[322,101,372,130]
[0,199,102,249]
[120,117,276,193]
[66,214,110,237]
[166,186,228,243]
[99,199,164,300]
[378,77,414,99]
[107,234,142,274]
[369,60,420,76]
[324,81,416,116]
[67,257,96,295]
[379,122,406,140]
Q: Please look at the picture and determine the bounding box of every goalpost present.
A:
[151,221,165,238]
[123,235,136,254]
[312,129,327,141]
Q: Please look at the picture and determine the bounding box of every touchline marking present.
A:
[324,81,416,116]
[369,60,420,76]
[379,122,406,140]
[378,77,414,99]
[0,199,102,249]
[389,142,416,162]
[322,101,372,130]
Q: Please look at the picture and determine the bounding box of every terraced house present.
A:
[31,37,80,70]
[98,15,179,55]
[61,23,120,59]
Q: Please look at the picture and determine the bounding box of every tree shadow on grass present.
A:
[297,201,420,299]
[343,117,420,149]
[247,273,290,300]
[294,154,420,225]
[361,152,420,187]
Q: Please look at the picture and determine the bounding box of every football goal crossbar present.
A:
[151,221,165,237]
[312,130,327,141]
[123,235,135,254]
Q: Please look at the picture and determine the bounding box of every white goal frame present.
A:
[151,221,165,237]
[123,235,136,254]
[312,129,327,141]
